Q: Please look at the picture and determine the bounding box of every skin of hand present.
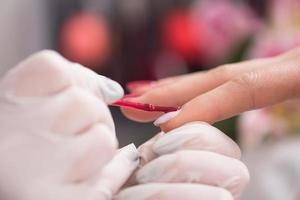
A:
[115,122,249,200]
[0,50,139,200]
[121,47,300,132]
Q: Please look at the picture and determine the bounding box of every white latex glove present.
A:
[0,50,139,200]
[116,122,250,200]
[243,137,300,200]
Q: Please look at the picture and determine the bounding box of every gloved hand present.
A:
[116,122,250,200]
[0,50,139,200]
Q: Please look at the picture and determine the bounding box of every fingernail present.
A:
[100,76,124,104]
[94,143,139,199]
[136,154,176,183]
[153,109,181,126]
[118,143,140,162]
[126,80,155,91]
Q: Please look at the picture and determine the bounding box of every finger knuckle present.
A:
[213,64,235,81]
[232,72,257,89]
[231,72,260,108]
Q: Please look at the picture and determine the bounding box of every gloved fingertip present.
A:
[118,143,139,163]
[100,76,124,104]
[94,143,139,199]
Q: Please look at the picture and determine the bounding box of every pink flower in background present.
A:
[60,12,111,69]
[247,0,300,58]
[239,109,289,151]
[248,30,300,58]
[191,0,261,65]
[161,9,207,63]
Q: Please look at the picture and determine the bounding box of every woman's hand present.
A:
[121,47,300,132]
[115,122,249,200]
[0,51,138,200]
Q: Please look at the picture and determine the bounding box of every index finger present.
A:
[160,61,300,132]
[121,56,279,122]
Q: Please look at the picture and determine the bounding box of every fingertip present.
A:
[120,106,160,122]
[159,120,182,133]
[118,143,139,163]
[119,88,183,123]
[99,76,124,104]
[159,120,181,133]
[160,96,223,132]
[119,96,162,122]
[158,108,192,132]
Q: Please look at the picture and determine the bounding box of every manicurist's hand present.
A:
[121,47,300,132]
[115,122,249,200]
[0,51,139,200]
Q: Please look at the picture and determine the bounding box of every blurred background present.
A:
[0,0,300,199]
